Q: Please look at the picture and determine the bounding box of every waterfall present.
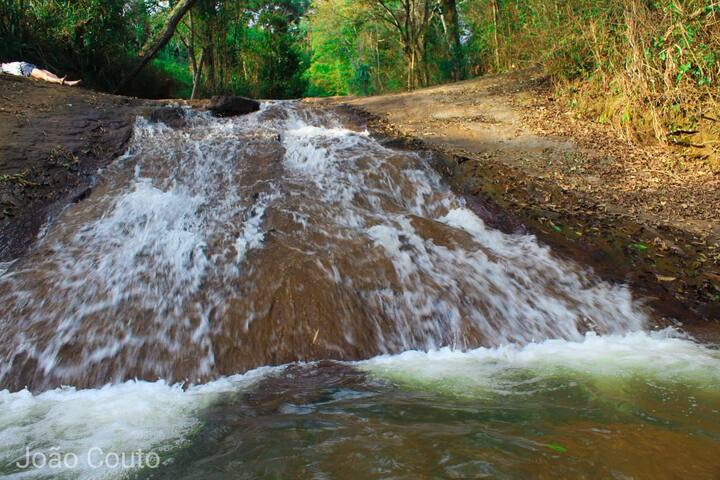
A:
[0,102,646,390]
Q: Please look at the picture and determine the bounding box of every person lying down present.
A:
[1,61,81,86]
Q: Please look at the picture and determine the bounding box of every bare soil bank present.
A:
[313,70,720,328]
[0,75,142,261]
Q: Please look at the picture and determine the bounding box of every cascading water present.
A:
[0,102,646,390]
[1,102,718,480]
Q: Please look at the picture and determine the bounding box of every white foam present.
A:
[361,329,720,396]
[366,212,645,347]
[0,260,15,277]
[439,207,490,237]
[277,105,647,350]
[91,178,209,295]
[282,123,369,176]
[0,366,279,479]
[235,190,278,262]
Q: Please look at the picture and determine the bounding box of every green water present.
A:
[136,332,720,480]
[2,331,719,479]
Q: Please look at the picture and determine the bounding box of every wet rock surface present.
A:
[0,74,717,393]
[0,103,651,390]
[316,71,720,327]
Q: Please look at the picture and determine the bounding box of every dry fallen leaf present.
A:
[312,328,320,344]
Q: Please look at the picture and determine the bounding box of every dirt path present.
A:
[315,70,720,324]
[0,75,142,261]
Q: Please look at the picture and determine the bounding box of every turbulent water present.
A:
[1,331,719,479]
[0,102,718,479]
[0,102,645,390]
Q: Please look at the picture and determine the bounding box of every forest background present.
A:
[1,0,718,146]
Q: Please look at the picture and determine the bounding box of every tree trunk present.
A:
[416,43,429,87]
[117,0,198,92]
[407,49,416,90]
[200,0,217,94]
[374,27,384,91]
[375,0,434,91]
[191,49,205,99]
[440,0,464,80]
[492,0,500,70]
[184,10,197,90]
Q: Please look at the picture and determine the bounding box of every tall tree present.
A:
[373,0,436,90]
[118,0,199,91]
[440,0,464,80]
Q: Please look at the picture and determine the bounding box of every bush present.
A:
[462,0,720,150]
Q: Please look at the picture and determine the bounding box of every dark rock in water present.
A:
[258,105,289,122]
[207,95,260,117]
[149,107,187,128]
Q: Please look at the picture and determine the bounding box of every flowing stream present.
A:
[0,103,718,479]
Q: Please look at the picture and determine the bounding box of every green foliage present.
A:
[304,0,458,96]
[461,0,719,85]
[152,55,193,99]
[304,0,387,96]
[251,0,310,98]
[547,443,568,453]
[0,0,312,98]
[164,0,310,99]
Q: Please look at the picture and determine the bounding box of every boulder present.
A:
[206,95,260,117]
[148,107,187,128]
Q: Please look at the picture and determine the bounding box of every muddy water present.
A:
[0,103,718,479]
